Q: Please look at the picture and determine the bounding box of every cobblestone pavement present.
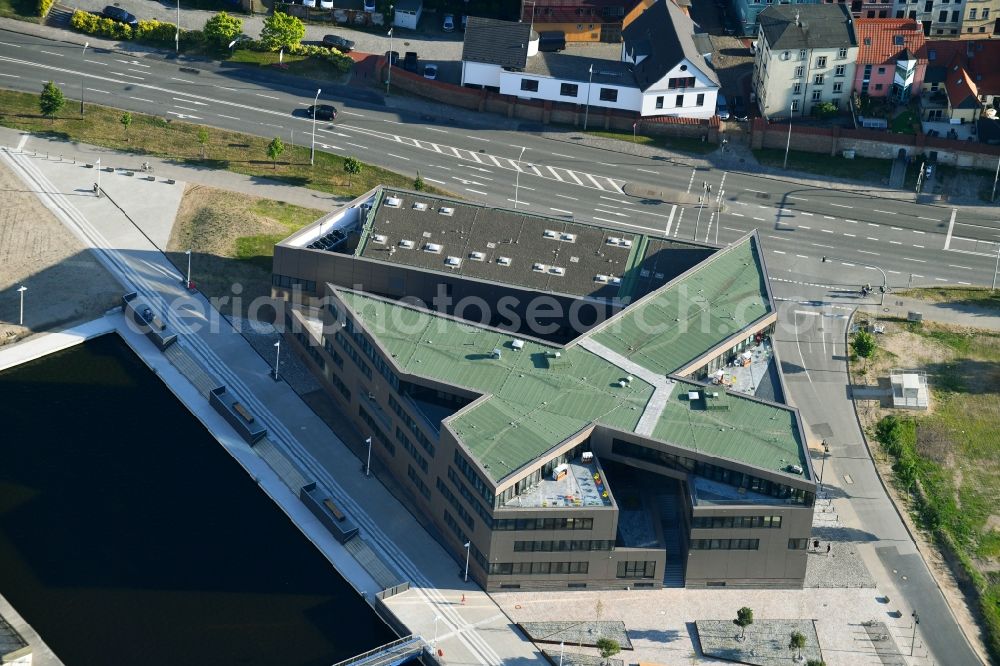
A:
[228,315,321,394]
[698,618,823,665]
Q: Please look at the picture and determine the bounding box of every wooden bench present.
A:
[233,402,254,424]
[323,498,346,522]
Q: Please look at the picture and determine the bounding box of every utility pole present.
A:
[80,42,89,115]
[910,611,919,657]
[916,161,925,194]
[583,64,594,130]
[513,145,526,208]
[992,153,1000,202]
[822,255,888,305]
[310,87,322,166]
[819,439,829,492]
[992,241,1000,292]
[783,102,793,169]
[386,18,393,95]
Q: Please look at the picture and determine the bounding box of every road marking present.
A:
[636,168,658,174]
[39,49,63,57]
[723,226,743,232]
[464,135,489,141]
[585,173,606,190]
[217,114,240,120]
[800,212,813,216]
[858,250,880,255]
[593,216,622,225]
[912,230,925,234]
[918,216,939,221]
[944,208,957,250]
[547,166,564,181]
[255,93,280,100]
[948,264,972,270]
[891,226,903,231]
[843,233,856,237]
[595,208,627,217]
[788,196,807,201]
[912,274,924,277]
[753,217,765,221]
[114,72,144,80]
[796,254,808,258]
[889,241,902,245]
[829,203,851,208]
[873,209,896,214]
[823,215,835,220]
[596,161,615,167]
[958,281,971,285]
[506,199,529,206]
[174,104,201,112]
[810,242,834,248]
[170,77,195,83]
[424,127,449,134]
[465,188,487,195]
[340,110,364,117]
[913,244,924,248]
[346,142,366,149]
[866,236,878,241]
[555,194,578,200]
[903,257,926,263]
[128,96,154,103]
[772,250,786,255]
[842,262,855,267]
[935,277,948,282]
[0,41,22,48]
[218,86,238,92]
[745,188,766,193]
[550,207,573,215]
[173,97,207,105]
[85,87,111,94]
[821,229,834,233]
[423,177,445,184]
[0,72,19,78]
[386,153,410,161]
[686,169,696,194]
[167,111,201,119]
[550,152,573,159]
[117,59,149,68]
[799,225,811,230]
[845,219,858,224]
[731,212,744,217]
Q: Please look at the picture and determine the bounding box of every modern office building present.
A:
[272,187,817,591]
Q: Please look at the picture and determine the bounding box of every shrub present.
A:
[136,19,178,45]
[204,11,243,46]
[70,11,135,39]
[70,10,99,32]
[260,11,304,51]
[37,0,54,18]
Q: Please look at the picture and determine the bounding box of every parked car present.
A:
[302,0,316,8]
[423,63,438,80]
[363,0,375,11]
[403,51,418,72]
[307,104,338,121]
[442,13,455,31]
[731,95,748,121]
[538,31,566,52]
[101,5,138,27]
[716,93,730,120]
[323,34,355,52]
[385,50,399,66]
[320,0,333,8]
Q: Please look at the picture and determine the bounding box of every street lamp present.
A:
[80,42,89,115]
[463,541,471,582]
[583,64,594,130]
[821,255,888,306]
[273,340,280,381]
[783,102,794,170]
[991,154,1000,203]
[433,614,443,646]
[716,188,724,244]
[910,611,919,656]
[175,0,180,54]
[819,439,830,492]
[310,87,322,166]
[695,180,707,239]
[95,158,101,197]
[16,285,27,326]
[992,241,1000,292]
[184,248,192,288]
[365,436,372,477]
[385,14,394,96]
[558,641,564,666]
[513,146,526,208]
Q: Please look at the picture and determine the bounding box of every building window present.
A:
[875,83,884,91]
[599,88,618,102]
[835,65,846,77]
[788,538,810,550]
[798,49,806,60]
[939,9,948,20]
[838,47,848,59]
[520,79,538,92]
[655,95,664,109]
[791,99,800,112]
[969,7,976,17]
[690,539,760,550]
[494,517,594,531]
[793,82,802,94]
[794,66,804,78]
[952,10,959,20]
[813,73,825,85]
[983,8,989,18]
[877,66,886,74]
[668,76,696,89]
[616,561,657,579]
[816,55,827,67]
[696,93,705,106]
[833,82,843,93]
[811,90,822,101]
[675,94,684,107]
[489,561,589,575]
[692,516,783,529]
[559,82,578,97]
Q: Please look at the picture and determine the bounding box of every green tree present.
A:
[596,637,620,665]
[260,11,304,51]
[413,171,425,191]
[343,156,362,187]
[811,101,838,119]
[806,659,827,666]
[789,630,807,662]
[203,11,242,47]
[267,137,284,169]
[197,126,209,159]
[852,330,877,365]
[120,112,133,142]
[733,606,754,641]
[39,81,65,121]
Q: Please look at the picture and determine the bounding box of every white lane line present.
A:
[424,127,449,134]
[903,257,926,262]
[116,59,149,68]
[219,86,238,92]
[948,264,973,270]
[723,227,743,232]
[596,161,615,167]
[217,114,240,120]
[585,173,606,190]
[0,41,22,47]
[735,201,749,206]
[823,215,835,220]
[547,166,564,182]
[128,96,154,103]
[39,49,63,57]
[745,188,766,193]
[0,73,19,78]
[636,168,658,174]
[595,208,627,218]
[255,93,280,100]
[166,111,201,119]
[866,236,878,241]
[913,230,925,234]
[772,250,786,255]
[83,59,107,65]
[810,243,834,249]
[944,208,957,250]
[842,262,855,267]
[800,212,814,216]
[170,77,195,83]
[686,169,696,194]
[430,143,443,153]
[889,241,903,245]
[868,223,879,227]
[935,277,948,282]
[795,254,809,259]
[821,229,834,234]
[607,180,625,195]
[829,203,852,208]
[858,250,880,255]
[555,194,578,200]
[550,153,573,159]
[891,226,903,231]
[173,97,207,106]
[464,135,489,141]
[788,196,807,201]
[111,71,145,81]
[731,212,744,217]
[423,177,445,184]
[843,233,856,237]
[753,217,765,222]
[345,142,365,149]
[470,152,484,164]
[799,225,811,230]
[339,110,364,117]
[912,274,924,278]
[918,216,939,221]
[506,199,529,206]
[465,188,487,196]
[873,209,896,214]
[386,153,410,161]
[913,244,924,248]
[845,219,858,224]
[550,207,574,215]
[85,87,111,94]
[518,185,534,190]
[565,171,584,186]
[174,105,201,112]
[958,281,972,285]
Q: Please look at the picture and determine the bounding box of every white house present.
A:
[460,1,720,120]
[392,0,421,30]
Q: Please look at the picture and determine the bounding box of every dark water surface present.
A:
[0,334,394,666]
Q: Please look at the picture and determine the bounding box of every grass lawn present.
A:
[854,318,1000,662]
[0,0,39,21]
[225,49,349,84]
[586,129,718,155]
[897,287,1000,311]
[0,89,445,200]
[754,147,892,183]
[167,187,325,314]
[890,110,919,135]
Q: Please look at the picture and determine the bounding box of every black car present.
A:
[307,104,337,121]
[403,51,418,72]
[322,34,355,52]
[102,5,138,27]
[385,50,399,66]
[731,95,749,121]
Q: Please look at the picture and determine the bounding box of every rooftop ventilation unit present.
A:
[620,238,633,248]
[532,262,547,272]
[469,251,485,261]
[549,266,565,276]
[560,233,576,242]
[594,274,609,283]
[497,256,512,266]
[413,202,428,211]
[439,207,455,216]
[385,196,402,208]
[544,229,558,239]
[511,339,525,350]
[492,348,502,359]
[640,269,650,278]
[445,255,462,267]
[609,277,622,285]
[373,234,388,244]
[399,239,415,249]
[607,236,621,245]
[424,242,443,253]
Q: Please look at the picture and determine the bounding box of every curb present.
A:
[843,308,986,664]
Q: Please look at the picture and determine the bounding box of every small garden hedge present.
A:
[36,0,54,18]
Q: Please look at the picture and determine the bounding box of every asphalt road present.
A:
[2,28,1000,292]
[771,288,982,666]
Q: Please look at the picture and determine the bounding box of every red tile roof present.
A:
[855,19,926,65]
[520,0,640,24]
[926,38,1000,103]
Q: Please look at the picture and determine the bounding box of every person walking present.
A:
[826,543,832,557]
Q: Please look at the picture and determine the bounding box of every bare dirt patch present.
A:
[0,160,121,345]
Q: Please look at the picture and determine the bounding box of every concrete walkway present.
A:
[862,294,1000,330]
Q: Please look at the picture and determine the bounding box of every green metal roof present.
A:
[588,235,771,376]
[656,381,809,478]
